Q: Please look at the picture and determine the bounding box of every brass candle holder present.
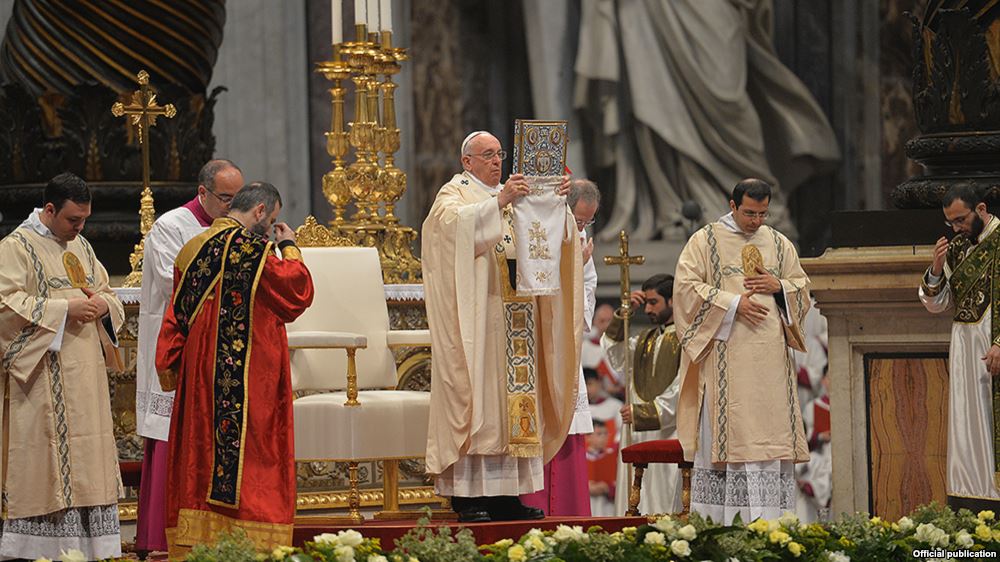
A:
[315,27,421,282]
[317,46,352,224]
[343,25,378,225]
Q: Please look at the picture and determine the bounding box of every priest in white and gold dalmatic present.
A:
[920,183,1000,510]
[0,173,124,560]
[674,178,810,524]
[422,131,583,522]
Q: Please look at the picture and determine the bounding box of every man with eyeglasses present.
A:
[134,159,243,555]
[920,183,1000,509]
[673,178,811,524]
[422,131,582,522]
[519,178,601,516]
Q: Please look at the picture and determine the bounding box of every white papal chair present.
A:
[287,245,431,523]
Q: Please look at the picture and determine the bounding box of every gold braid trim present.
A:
[167,508,292,561]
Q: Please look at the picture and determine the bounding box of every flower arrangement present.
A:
[105,503,1000,562]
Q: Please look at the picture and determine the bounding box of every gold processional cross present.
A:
[112,70,176,287]
[603,230,645,512]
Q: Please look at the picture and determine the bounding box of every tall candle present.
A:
[354,0,365,25]
[379,0,392,33]
[331,0,342,44]
[367,0,379,31]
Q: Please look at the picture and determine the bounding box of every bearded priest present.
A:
[156,182,314,559]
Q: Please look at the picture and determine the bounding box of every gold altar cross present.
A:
[111,70,177,287]
[604,230,645,306]
[603,230,644,510]
[112,70,176,188]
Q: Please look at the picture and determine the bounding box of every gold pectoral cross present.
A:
[112,70,177,288]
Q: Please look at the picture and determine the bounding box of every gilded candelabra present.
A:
[316,26,421,283]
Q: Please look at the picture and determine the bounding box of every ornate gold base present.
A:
[295,514,365,526]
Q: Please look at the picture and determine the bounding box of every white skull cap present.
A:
[461,130,490,158]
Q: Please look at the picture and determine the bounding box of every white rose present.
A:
[914,523,938,544]
[897,516,915,531]
[334,544,356,562]
[58,550,86,562]
[778,511,799,528]
[955,530,974,548]
[337,529,364,547]
[827,552,851,562]
[314,532,340,545]
[670,539,692,557]
[644,531,666,546]
[676,524,697,541]
[553,525,581,542]
[367,556,388,562]
[653,516,677,533]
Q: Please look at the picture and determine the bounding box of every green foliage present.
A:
[391,508,483,562]
[180,504,1000,562]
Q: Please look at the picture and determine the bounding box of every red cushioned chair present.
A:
[619,439,693,516]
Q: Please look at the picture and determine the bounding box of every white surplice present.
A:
[919,216,1000,501]
[136,205,210,441]
[570,230,596,436]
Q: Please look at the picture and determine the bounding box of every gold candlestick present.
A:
[379,31,407,224]
[317,45,352,225]
[343,27,378,224]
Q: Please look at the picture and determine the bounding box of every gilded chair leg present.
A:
[627,463,646,516]
[680,465,692,517]
[374,459,410,520]
[347,461,364,523]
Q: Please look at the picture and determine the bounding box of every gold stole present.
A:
[495,244,543,458]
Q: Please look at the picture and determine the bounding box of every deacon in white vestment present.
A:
[0,174,124,560]
[920,183,1000,510]
[602,273,683,515]
[674,179,810,525]
[134,160,243,552]
[422,131,583,522]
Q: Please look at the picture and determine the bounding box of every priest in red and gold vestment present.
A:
[156,182,314,560]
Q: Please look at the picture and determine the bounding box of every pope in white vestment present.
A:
[920,184,1000,509]
[134,160,243,552]
[422,131,583,522]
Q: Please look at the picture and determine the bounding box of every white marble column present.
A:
[209,0,312,227]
